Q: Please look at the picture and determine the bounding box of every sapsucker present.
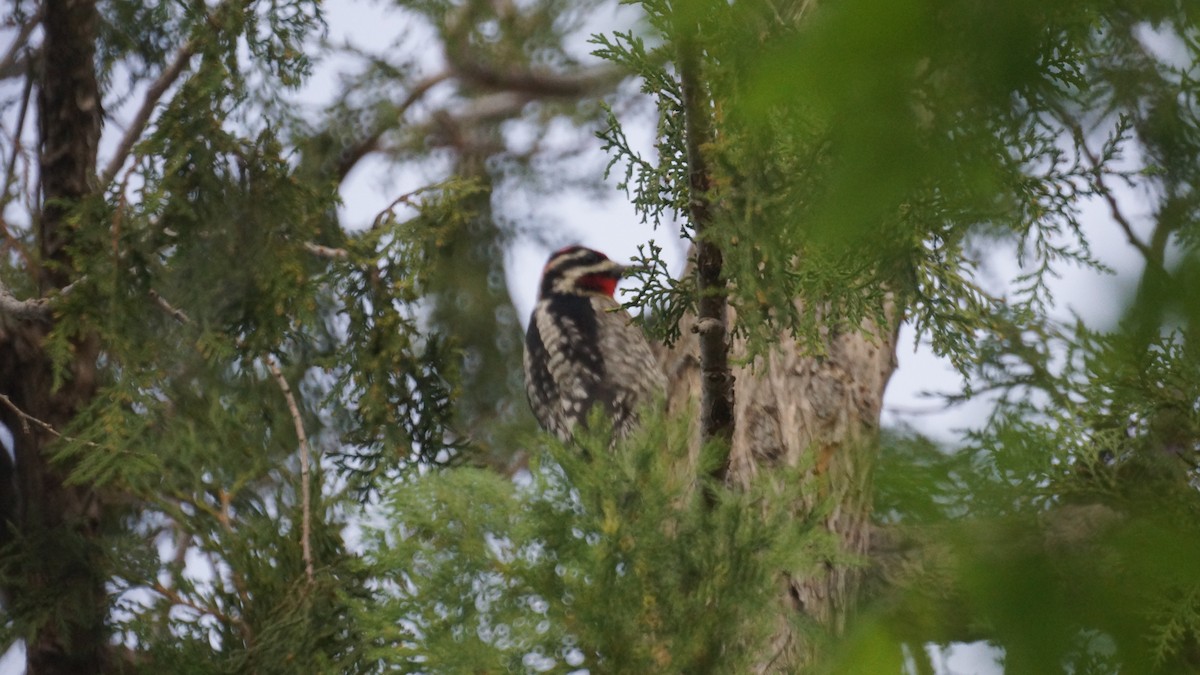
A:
[523,245,666,444]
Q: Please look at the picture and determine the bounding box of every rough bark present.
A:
[0,0,107,671]
[659,294,900,670]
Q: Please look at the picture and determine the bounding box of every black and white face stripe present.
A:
[538,246,626,298]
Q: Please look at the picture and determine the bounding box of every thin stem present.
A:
[150,581,234,626]
[0,9,41,80]
[302,242,350,260]
[0,392,60,438]
[148,288,191,324]
[2,57,34,209]
[146,288,317,584]
[99,0,258,187]
[1057,109,1163,272]
[100,40,197,187]
[266,355,315,585]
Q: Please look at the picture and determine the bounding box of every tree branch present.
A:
[148,288,190,324]
[2,45,34,206]
[451,59,622,98]
[1057,110,1164,273]
[340,61,622,180]
[440,0,623,99]
[0,281,53,323]
[100,40,198,187]
[302,242,350,261]
[866,502,1126,645]
[99,0,259,187]
[0,276,85,325]
[335,71,452,183]
[0,390,99,450]
[677,26,734,478]
[0,392,61,438]
[150,581,235,626]
[266,355,315,585]
[0,10,40,81]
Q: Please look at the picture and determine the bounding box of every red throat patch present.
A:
[578,273,619,297]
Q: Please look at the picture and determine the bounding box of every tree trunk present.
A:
[0,0,106,671]
[660,292,900,670]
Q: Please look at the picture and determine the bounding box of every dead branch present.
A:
[266,355,316,585]
[2,55,34,204]
[302,242,350,261]
[0,392,61,438]
[148,288,191,324]
[0,10,41,81]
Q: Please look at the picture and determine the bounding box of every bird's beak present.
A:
[597,260,630,277]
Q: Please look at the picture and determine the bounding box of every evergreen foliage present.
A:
[361,411,819,672]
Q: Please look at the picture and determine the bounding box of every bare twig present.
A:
[148,288,191,324]
[266,355,315,584]
[2,56,34,203]
[0,391,100,450]
[100,41,198,187]
[1057,110,1162,271]
[370,183,449,228]
[0,10,41,80]
[1,49,37,269]
[151,581,235,625]
[302,242,350,261]
[0,392,62,438]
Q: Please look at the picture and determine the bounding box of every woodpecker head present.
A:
[538,245,630,299]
